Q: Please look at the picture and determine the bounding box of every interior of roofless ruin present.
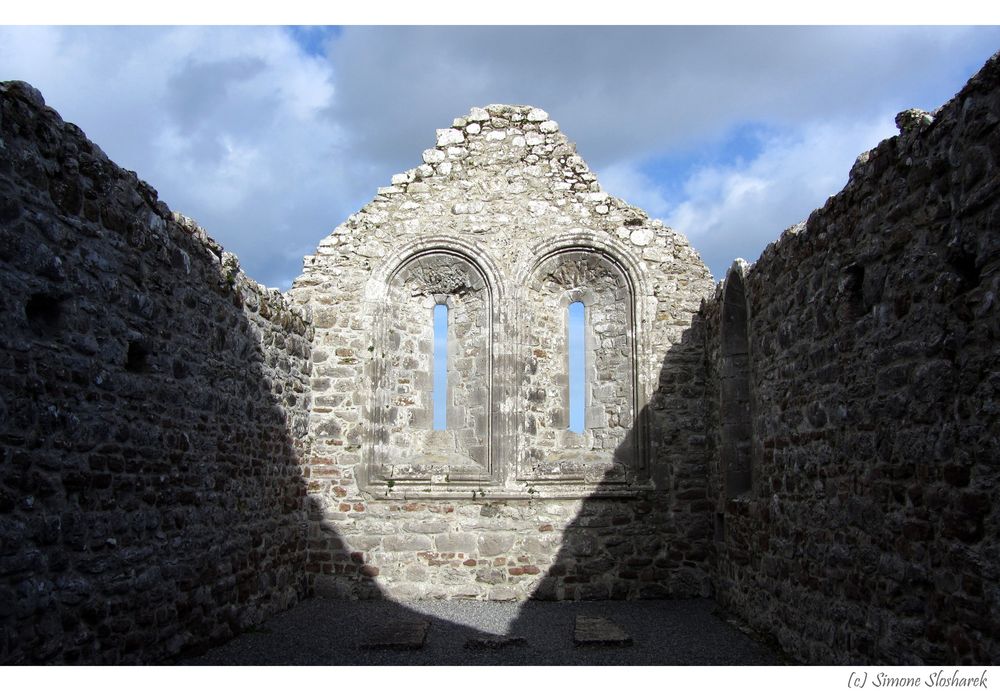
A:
[0,50,998,665]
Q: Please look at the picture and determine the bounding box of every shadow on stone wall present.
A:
[0,81,310,663]
[515,312,713,605]
[9,49,1000,665]
[1,78,746,664]
[279,312,715,656]
[697,52,1000,666]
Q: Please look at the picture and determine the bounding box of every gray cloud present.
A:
[165,56,270,136]
[1,26,998,288]
[667,116,896,279]
[323,26,999,279]
[326,26,999,167]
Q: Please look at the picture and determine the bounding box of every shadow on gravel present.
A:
[182,598,780,665]
[180,313,783,666]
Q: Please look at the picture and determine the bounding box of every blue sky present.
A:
[568,301,585,433]
[1,26,998,287]
[433,304,448,430]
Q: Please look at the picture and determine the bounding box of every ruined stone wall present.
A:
[292,105,716,601]
[703,54,1000,664]
[11,50,998,666]
[0,82,312,663]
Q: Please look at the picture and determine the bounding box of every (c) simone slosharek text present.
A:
[848,670,989,688]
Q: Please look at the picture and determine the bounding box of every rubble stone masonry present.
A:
[703,54,1000,663]
[0,82,312,662]
[1,50,999,664]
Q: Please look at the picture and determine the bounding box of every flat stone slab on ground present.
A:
[464,634,528,650]
[183,598,781,665]
[573,615,633,647]
[359,620,430,651]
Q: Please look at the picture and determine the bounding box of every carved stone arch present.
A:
[363,239,503,492]
[514,235,648,487]
[365,235,506,303]
[512,232,647,296]
[720,260,753,498]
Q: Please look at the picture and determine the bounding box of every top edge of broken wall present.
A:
[0,79,311,335]
[744,50,1000,283]
[295,102,712,284]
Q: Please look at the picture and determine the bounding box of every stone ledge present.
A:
[376,486,657,501]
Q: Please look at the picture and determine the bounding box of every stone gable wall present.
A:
[0,82,312,663]
[703,54,1000,664]
[291,105,716,601]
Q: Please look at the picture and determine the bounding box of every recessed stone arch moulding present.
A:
[373,247,497,486]
[517,245,643,486]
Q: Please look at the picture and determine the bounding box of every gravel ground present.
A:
[180,597,784,665]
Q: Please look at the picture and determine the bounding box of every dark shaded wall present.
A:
[704,54,1000,664]
[0,82,312,663]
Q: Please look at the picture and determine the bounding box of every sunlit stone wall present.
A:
[291,104,716,601]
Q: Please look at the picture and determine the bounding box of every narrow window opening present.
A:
[433,303,448,430]
[125,340,150,373]
[25,293,63,336]
[568,300,585,433]
[721,271,752,497]
[841,264,866,320]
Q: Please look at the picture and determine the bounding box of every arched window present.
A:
[519,249,637,480]
[373,251,492,475]
[567,300,585,433]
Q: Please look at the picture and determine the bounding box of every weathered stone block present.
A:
[464,634,527,649]
[435,128,464,146]
[451,201,484,215]
[359,620,429,650]
[467,107,489,122]
[573,616,632,646]
[434,533,478,554]
[403,521,448,535]
[383,534,433,552]
[488,585,518,601]
[422,148,445,164]
[477,533,515,557]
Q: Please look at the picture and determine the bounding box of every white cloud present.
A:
[594,162,673,220]
[666,117,897,279]
[1,26,998,289]
[0,26,347,288]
